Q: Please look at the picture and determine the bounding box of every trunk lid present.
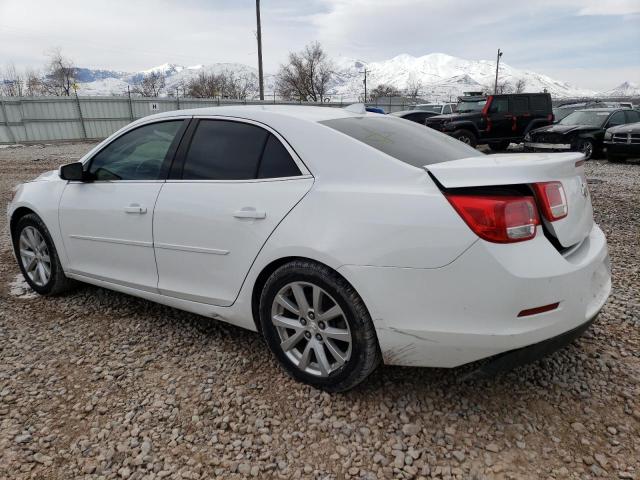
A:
[426,152,593,248]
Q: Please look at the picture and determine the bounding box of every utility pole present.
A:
[256,0,264,101]
[494,48,503,94]
[361,68,369,103]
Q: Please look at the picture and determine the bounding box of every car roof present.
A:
[577,108,619,112]
[141,104,370,124]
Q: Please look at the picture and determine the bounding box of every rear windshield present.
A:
[320,116,481,167]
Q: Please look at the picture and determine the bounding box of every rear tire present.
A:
[259,260,380,392]
[488,140,511,152]
[12,213,75,296]
[451,129,477,148]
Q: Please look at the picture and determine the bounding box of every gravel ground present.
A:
[0,142,639,480]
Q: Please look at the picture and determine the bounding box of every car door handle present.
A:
[233,208,266,219]
[124,204,147,214]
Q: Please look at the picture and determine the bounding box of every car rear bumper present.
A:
[339,223,611,368]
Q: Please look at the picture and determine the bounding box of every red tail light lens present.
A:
[533,181,568,221]
[446,194,540,243]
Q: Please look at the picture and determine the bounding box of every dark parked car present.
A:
[425,93,553,150]
[604,121,640,162]
[391,109,439,124]
[553,101,608,122]
[524,108,640,159]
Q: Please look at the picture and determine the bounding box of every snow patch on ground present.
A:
[0,144,25,149]
[9,274,38,299]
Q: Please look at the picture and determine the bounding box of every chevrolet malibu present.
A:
[8,105,611,391]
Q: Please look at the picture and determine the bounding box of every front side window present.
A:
[181,120,301,180]
[625,110,640,123]
[320,116,482,168]
[89,121,183,180]
[489,98,509,113]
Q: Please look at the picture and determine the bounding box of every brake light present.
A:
[445,194,540,243]
[533,182,568,221]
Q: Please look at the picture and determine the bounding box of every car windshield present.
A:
[320,116,482,167]
[455,100,487,113]
[414,104,441,113]
[559,111,609,127]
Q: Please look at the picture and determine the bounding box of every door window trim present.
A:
[168,115,312,183]
[79,117,191,183]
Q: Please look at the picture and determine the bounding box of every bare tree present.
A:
[186,70,258,99]
[369,83,401,100]
[1,64,24,96]
[275,42,334,102]
[42,49,76,96]
[514,78,527,94]
[24,69,44,96]
[405,78,423,99]
[131,71,166,97]
[482,80,514,95]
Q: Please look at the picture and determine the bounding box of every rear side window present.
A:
[510,97,529,114]
[258,135,301,178]
[530,95,549,113]
[181,120,300,180]
[320,116,482,168]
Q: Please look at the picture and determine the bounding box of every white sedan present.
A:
[8,105,611,391]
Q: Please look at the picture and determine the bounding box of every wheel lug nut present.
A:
[318,321,325,330]
[315,333,322,341]
[308,311,315,320]
[304,331,312,339]
[300,318,307,326]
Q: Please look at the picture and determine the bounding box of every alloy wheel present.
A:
[271,281,352,377]
[19,226,51,287]
[580,140,593,160]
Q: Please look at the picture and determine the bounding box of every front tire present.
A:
[12,213,75,296]
[259,260,380,392]
[451,129,478,148]
[577,139,594,160]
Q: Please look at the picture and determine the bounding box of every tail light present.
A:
[533,182,568,221]
[445,194,540,243]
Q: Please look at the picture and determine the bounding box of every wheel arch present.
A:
[9,206,38,238]
[250,256,369,334]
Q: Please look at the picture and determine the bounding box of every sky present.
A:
[0,0,639,91]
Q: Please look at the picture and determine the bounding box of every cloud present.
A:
[0,0,638,91]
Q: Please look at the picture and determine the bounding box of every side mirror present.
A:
[59,162,87,181]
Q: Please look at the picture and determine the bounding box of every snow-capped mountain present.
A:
[600,81,640,97]
[72,53,624,100]
[329,53,596,100]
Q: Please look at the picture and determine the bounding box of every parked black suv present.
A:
[425,93,553,150]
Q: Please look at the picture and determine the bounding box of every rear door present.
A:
[511,96,531,137]
[153,118,314,306]
[485,96,512,140]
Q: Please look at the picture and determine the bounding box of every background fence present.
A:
[0,95,422,144]
[2,95,638,145]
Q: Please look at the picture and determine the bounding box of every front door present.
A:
[59,120,186,291]
[153,118,313,306]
